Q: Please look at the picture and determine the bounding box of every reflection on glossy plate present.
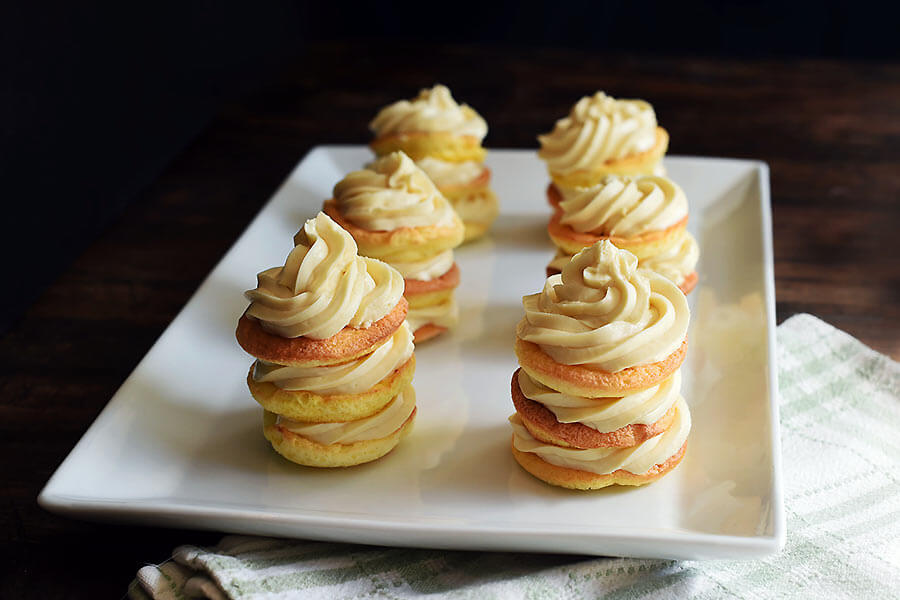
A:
[39,147,785,559]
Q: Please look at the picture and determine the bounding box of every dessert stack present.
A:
[325,151,465,343]
[546,174,699,293]
[538,91,697,292]
[236,213,417,467]
[509,240,692,489]
[369,84,498,242]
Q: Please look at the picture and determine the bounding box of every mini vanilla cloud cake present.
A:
[324,151,464,343]
[369,84,498,242]
[538,91,669,191]
[236,213,417,467]
[547,174,699,294]
[510,240,691,490]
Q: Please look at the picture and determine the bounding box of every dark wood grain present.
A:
[2,42,898,597]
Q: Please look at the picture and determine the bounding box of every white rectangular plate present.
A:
[40,147,784,559]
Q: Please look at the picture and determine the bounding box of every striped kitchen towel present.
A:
[129,314,900,599]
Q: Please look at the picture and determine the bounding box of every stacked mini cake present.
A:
[324,151,465,343]
[509,240,691,489]
[236,213,417,467]
[370,84,498,242]
[546,174,699,293]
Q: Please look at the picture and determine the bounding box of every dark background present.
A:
[3,2,900,597]
[3,0,899,333]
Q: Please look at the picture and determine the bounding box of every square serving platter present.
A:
[40,146,785,560]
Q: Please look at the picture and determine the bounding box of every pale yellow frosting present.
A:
[369,84,488,140]
[518,240,689,371]
[253,321,414,394]
[277,384,416,445]
[416,157,485,188]
[640,231,699,286]
[510,396,690,475]
[334,152,459,231]
[549,232,698,288]
[538,92,657,175]
[245,213,403,339]
[407,297,458,333]
[559,175,687,237]
[390,250,454,282]
[518,369,680,433]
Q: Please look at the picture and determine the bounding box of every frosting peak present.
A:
[554,241,651,324]
[334,151,459,231]
[538,92,658,175]
[369,85,488,140]
[244,212,403,339]
[517,240,689,371]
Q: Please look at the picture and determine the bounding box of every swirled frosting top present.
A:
[538,92,658,175]
[244,212,404,339]
[517,240,689,372]
[334,151,459,231]
[559,175,687,237]
[369,84,488,140]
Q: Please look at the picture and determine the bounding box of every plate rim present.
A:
[39,145,785,559]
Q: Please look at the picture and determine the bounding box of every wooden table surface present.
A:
[3,43,898,597]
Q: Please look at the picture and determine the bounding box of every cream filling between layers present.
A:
[640,231,699,286]
[518,369,680,432]
[252,322,414,394]
[391,250,454,282]
[276,385,416,445]
[407,297,459,332]
[416,157,485,188]
[511,396,690,475]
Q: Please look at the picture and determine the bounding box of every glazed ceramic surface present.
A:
[40,147,784,559]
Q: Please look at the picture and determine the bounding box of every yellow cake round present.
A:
[515,338,687,397]
[511,369,676,449]
[548,208,688,260]
[263,408,417,468]
[323,199,463,263]
[511,438,687,490]
[236,298,408,368]
[248,355,415,423]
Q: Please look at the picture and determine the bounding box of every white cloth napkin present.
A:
[129,314,900,599]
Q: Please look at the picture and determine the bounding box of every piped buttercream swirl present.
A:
[517,240,689,371]
[538,92,657,175]
[244,212,404,339]
[559,175,687,237]
[334,152,459,231]
[369,84,488,140]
